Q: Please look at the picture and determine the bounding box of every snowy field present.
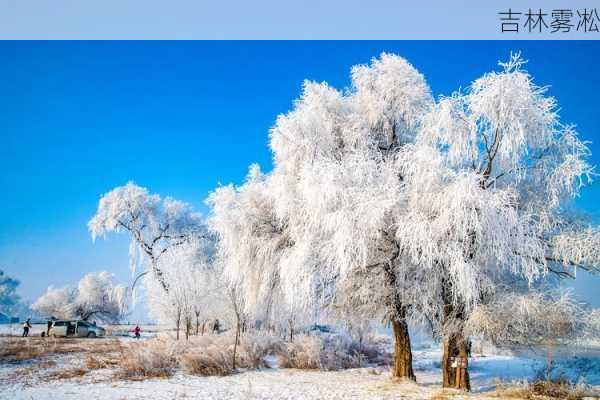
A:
[1,331,599,400]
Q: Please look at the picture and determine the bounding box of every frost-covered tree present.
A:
[89,182,206,293]
[32,286,76,320]
[32,272,129,323]
[0,269,23,317]
[209,166,291,331]
[146,238,222,340]
[265,53,434,380]
[189,260,222,336]
[406,53,600,390]
[73,272,130,322]
[207,164,319,343]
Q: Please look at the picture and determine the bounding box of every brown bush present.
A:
[86,355,112,370]
[179,351,233,376]
[531,379,588,400]
[279,336,321,369]
[116,339,177,380]
[494,378,592,400]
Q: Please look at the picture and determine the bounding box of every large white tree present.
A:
[33,272,130,323]
[207,164,319,341]
[264,53,435,380]
[207,167,299,364]
[89,182,207,293]
[397,53,600,389]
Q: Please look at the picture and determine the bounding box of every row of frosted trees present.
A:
[89,53,600,391]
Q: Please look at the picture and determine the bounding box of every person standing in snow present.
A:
[133,325,141,339]
[213,319,220,334]
[22,318,32,337]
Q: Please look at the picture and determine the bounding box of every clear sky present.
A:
[1,41,599,316]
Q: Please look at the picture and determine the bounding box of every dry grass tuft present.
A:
[279,336,321,369]
[179,351,233,376]
[493,378,593,400]
[0,339,45,361]
[45,368,88,381]
[112,331,390,379]
[429,391,461,400]
[115,339,177,380]
[86,355,112,370]
[0,337,124,364]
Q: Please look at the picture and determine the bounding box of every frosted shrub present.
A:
[318,333,393,370]
[281,335,321,369]
[239,334,287,369]
[118,339,177,379]
[364,333,394,365]
[281,333,391,370]
[495,378,591,400]
[178,333,275,375]
[319,335,362,370]
[180,350,233,376]
[465,290,599,347]
[116,331,391,378]
[170,332,284,375]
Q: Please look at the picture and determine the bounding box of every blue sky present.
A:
[1,41,599,313]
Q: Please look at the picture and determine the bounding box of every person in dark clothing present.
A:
[22,319,32,337]
[213,319,220,333]
[133,325,141,339]
[66,321,75,336]
[47,320,52,336]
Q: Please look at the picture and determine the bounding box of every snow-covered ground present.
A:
[0,368,478,400]
[1,335,598,400]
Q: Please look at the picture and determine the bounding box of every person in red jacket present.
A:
[133,325,141,339]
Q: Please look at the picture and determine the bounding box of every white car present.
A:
[49,320,106,338]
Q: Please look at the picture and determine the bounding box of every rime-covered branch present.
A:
[89,182,207,293]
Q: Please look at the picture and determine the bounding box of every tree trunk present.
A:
[442,333,470,391]
[232,318,240,370]
[201,321,206,335]
[440,272,470,391]
[195,313,200,336]
[288,319,294,343]
[392,319,415,380]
